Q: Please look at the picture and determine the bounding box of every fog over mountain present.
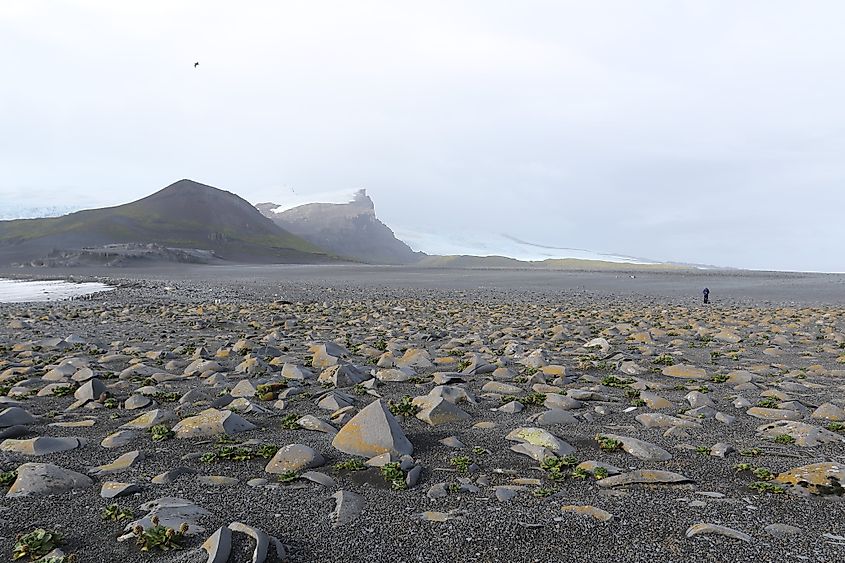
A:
[3,2,845,271]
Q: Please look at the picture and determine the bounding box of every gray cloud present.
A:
[1,1,844,271]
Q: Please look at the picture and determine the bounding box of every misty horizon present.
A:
[3,1,845,272]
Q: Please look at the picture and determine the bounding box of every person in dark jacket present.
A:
[703,287,710,304]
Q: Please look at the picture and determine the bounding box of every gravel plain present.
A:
[0,266,844,563]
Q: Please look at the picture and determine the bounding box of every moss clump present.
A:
[595,435,623,451]
[387,396,420,417]
[12,528,64,561]
[380,462,407,490]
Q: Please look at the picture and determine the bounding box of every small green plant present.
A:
[214,435,241,445]
[255,382,287,401]
[152,391,180,403]
[709,351,723,363]
[533,486,557,497]
[570,467,590,479]
[12,528,64,561]
[102,503,134,522]
[593,467,609,480]
[352,383,367,395]
[501,392,546,406]
[694,446,710,455]
[149,424,174,442]
[51,385,74,397]
[651,354,675,366]
[456,360,471,372]
[449,456,473,474]
[334,458,367,471]
[277,470,300,483]
[255,444,279,459]
[387,395,420,417]
[826,422,845,433]
[752,467,775,481]
[596,435,623,451]
[773,434,796,445]
[711,373,728,383]
[748,481,786,494]
[695,385,710,394]
[103,397,118,409]
[407,376,430,384]
[380,462,407,490]
[373,339,387,352]
[600,376,631,388]
[733,463,752,472]
[280,413,300,429]
[472,446,487,456]
[201,444,274,463]
[757,397,779,408]
[133,517,188,552]
[540,455,578,480]
[0,470,17,487]
[740,447,762,457]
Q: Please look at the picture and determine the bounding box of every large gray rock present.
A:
[172,408,256,438]
[7,462,93,497]
[505,427,574,456]
[0,407,35,427]
[412,396,470,426]
[74,378,106,402]
[756,420,845,447]
[331,399,413,457]
[265,444,325,474]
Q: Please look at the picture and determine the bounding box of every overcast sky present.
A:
[2,1,844,271]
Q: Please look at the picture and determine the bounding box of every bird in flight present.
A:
[194,62,199,68]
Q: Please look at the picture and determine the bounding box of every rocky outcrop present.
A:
[257,190,424,265]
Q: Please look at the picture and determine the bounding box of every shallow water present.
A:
[0,278,113,303]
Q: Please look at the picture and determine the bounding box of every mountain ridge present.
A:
[0,179,332,266]
[257,189,424,265]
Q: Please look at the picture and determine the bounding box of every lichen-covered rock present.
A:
[774,462,844,496]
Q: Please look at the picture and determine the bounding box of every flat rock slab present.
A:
[101,481,142,498]
[746,407,803,421]
[120,409,174,430]
[0,437,82,456]
[505,427,574,456]
[101,430,138,449]
[126,497,210,535]
[7,462,93,497]
[686,523,752,542]
[756,420,845,447]
[560,505,613,522]
[635,413,700,429]
[662,365,707,379]
[598,469,693,488]
[89,450,143,476]
[774,462,845,496]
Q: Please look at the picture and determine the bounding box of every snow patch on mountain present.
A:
[267,189,362,214]
[0,204,83,221]
[395,229,657,264]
